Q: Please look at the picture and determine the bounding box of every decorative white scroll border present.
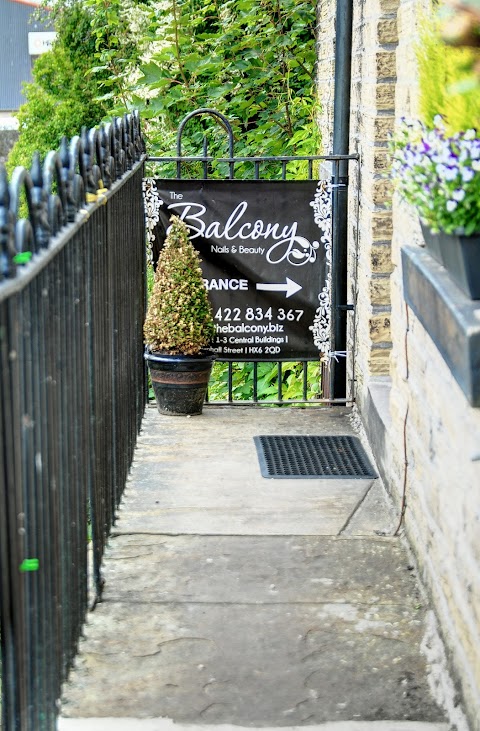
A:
[142,178,162,266]
[309,180,332,355]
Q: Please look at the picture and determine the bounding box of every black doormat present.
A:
[254,435,377,479]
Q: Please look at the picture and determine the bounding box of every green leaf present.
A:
[139,62,164,86]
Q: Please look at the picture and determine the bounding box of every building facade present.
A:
[0,0,53,111]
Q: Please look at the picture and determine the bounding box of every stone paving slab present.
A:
[113,487,373,536]
[61,408,448,728]
[59,721,450,731]
[62,599,443,724]
[113,406,385,536]
[101,535,420,605]
[62,533,444,725]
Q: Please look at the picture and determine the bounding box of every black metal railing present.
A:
[0,112,147,731]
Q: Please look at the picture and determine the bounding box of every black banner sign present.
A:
[144,179,332,361]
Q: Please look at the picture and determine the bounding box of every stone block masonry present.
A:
[317,0,398,442]
[348,0,397,390]
[387,262,480,729]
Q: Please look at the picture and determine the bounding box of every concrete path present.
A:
[59,406,453,730]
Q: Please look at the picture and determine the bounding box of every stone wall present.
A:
[387,237,480,730]
[316,0,336,156]
[317,0,396,395]
[348,0,397,397]
[317,0,480,727]
[387,1,480,726]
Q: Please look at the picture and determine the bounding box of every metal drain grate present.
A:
[254,435,377,479]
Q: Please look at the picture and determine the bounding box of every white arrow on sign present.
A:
[256,277,302,299]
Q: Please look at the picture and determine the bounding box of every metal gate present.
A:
[145,108,358,405]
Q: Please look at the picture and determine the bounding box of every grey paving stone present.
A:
[59,720,450,731]
[101,535,421,606]
[114,406,383,537]
[62,599,443,724]
[60,408,449,728]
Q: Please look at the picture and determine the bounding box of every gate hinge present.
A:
[337,304,355,311]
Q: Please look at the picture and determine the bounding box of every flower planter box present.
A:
[402,246,480,406]
[421,224,480,300]
[420,223,444,267]
[392,120,480,300]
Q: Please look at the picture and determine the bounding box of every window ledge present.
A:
[402,246,480,407]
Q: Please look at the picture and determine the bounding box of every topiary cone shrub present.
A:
[144,215,216,355]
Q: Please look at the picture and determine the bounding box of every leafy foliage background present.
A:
[9,0,318,168]
[7,0,152,171]
[417,15,480,131]
[134,0,318,161]
[9,0,322,402]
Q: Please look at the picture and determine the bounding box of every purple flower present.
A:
[391,119,480,231]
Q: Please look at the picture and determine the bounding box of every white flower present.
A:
[452,189,466,202]
[437,164,458,182]
[446,200,458,212]
[470,144,480,160]
[461,167,475,182]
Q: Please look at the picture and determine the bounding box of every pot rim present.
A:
[144,347,217,364]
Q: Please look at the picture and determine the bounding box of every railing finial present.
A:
[0,112,144,280]
[31,152,51,250]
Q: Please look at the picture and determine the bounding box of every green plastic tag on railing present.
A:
[20,558,39,572]
[13,252,33,265]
